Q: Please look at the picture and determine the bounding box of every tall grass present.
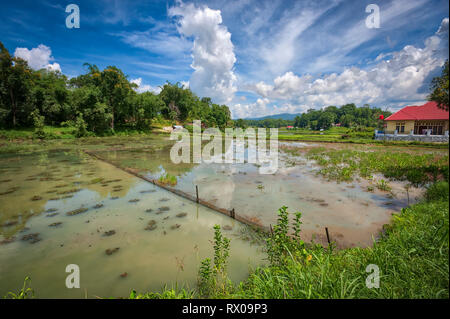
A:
[306,147,449,185]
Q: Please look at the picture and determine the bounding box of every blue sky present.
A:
[0,0,448,118]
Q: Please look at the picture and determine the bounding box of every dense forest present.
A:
[0,41,232,136]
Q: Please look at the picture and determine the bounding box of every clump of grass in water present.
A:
[308,147,449,186]
[376,179,391,192]
[66,207,88,216]
[158,173,177,186]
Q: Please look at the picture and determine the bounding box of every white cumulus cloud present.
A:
[130,77,162,94]
[14,44,61,72]
[243,18,449,115]
[169,1,237,104]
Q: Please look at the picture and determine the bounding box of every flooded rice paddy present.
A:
[0,149,264,298]
[0,135,439,297]
[95,139,425,248]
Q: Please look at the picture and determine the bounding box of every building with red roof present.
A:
[385,101,449,135]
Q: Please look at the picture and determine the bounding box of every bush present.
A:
[30,110,46,139]
[425,181,449,201]
[73,113,90,138]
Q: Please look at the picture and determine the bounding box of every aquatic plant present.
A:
[306,147,449,186]
[66,207,88,216]
[21,233,40,244]
[48,222,62,227]
[3,276,34,299]
[158,173,177,186]
[105,247,120,255]
[145,220,157,231]
[376,179,391,192]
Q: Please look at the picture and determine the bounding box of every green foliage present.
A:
[197,225,232,297]
[428,59,449,111]
[158,173,177,186]
[73,113,89,138]
[425,181,449,201]
[306,147,449,185]
[30,109,45,139]
[129,286,195,299]
[291,103,391,130]
[236,196,449,299]
[3,276,34,299]
[376,179,391,192]
[266,206,308,267]
[198,258,213,296]
[0,42,232,136]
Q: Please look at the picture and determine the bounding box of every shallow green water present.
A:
[0,150,265,298]
[94,140,423,248]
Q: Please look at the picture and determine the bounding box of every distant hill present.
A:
[244,113,301,121]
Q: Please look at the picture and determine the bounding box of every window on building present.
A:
[414,121,445,135]
[396,122,405,133]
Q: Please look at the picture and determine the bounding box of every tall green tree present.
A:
[100,66,133,130]
[0,42,33,127]
[428,60,449,111]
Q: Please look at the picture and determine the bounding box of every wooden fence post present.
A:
[196,185,199,203]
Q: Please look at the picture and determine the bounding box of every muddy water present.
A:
[0,151,265,298]
[95,140,425,248]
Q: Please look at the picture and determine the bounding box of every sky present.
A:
[0,0,448,119]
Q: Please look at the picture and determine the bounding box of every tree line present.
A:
[292,104,391,130]
[0,41,232,136]
[233,104,392,130]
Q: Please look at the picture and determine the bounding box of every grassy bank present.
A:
[1,125,447,149]
[127,182,448,299]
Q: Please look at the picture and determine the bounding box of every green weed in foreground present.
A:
[3,276,34,299]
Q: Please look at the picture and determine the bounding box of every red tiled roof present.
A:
[385,101,449,121]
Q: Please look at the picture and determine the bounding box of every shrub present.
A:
[197,225,231,297]
[30,110,46,139]
[73,113,89,138]
[425,181,449,201]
